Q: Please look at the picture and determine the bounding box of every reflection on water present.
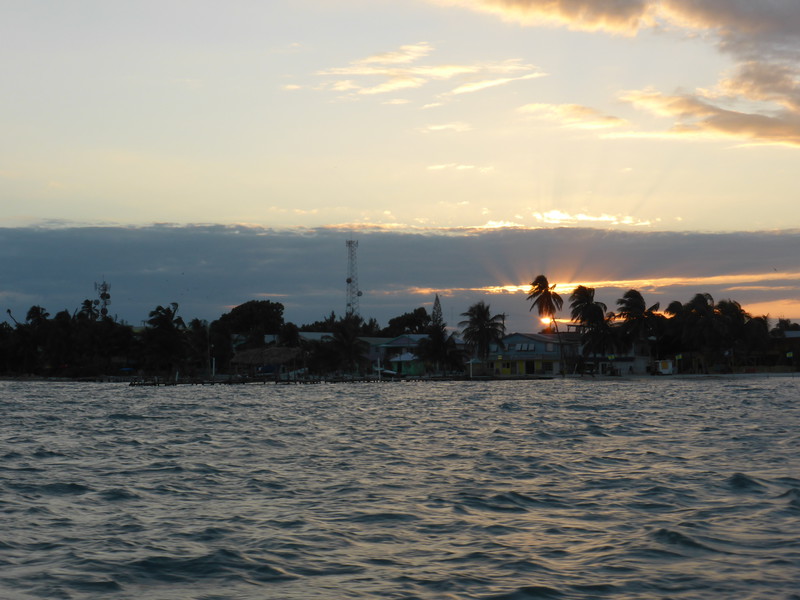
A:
[1,377,799,599]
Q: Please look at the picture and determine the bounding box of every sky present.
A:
[1,1,799,330]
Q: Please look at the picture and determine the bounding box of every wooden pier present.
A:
[128,375,449,387]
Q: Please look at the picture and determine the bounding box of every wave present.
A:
[2,378,799,599]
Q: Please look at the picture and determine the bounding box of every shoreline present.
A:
[0,371,797,385]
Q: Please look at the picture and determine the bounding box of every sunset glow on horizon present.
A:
[368,267,800,328]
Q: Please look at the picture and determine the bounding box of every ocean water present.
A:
[1,377,799,600]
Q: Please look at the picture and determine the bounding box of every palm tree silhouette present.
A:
[458,301,505,363]
[569,285,611,374]
[569,285,607,328]
[330,315,368,375]
[527,275,564,375]
[616,289,663,363]
[145,302,186,376]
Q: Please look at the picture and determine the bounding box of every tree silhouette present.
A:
[329,315,369,374]
[459,301,505,361]
[616,289,664,362]
[417,295,460,374]
[143,302,186,376]
[569,285,607,328]
[569,285,614,373]
[527,275,565,374]
[383,307,430,337]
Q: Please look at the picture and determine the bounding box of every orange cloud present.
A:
[436,1,800,148]
[619,86,800,147]
[435,0,651,33]
[373,271,800,302]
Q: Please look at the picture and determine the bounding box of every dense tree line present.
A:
[1,283,797,378]
[0,295,457,378]
[528,274,799,374]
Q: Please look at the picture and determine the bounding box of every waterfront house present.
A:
[380,334,428,376]
[483,332,578,377]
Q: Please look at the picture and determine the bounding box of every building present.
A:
[380,334,428,376]
[482,332,578,377]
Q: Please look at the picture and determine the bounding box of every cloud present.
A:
[421,122,473,133]
[434,0,652,34]
[357,42,435,65]
[427,163,494,172]
[438,1,800,61]
[358,76,428,95]
[437,1,800,147]
[2,225,799,334]
[619,86,800,146]
[317,43,543,100]
[519,103,627,129]
[450,72,547,95]
[715,61,800,111]
[659,0,800,61]
[532,210,650,226]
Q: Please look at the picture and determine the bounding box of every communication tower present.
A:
[94,279,111,318]
[345,240,362,316]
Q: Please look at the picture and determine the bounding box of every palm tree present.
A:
[458,301,506,362]
[329,315,369,375]
[25,305,50,328]
[743,314,771,367]
[569,285,610,374]
[569,286,607,329]
[616,289,663,364]
[665,293,722,373]
[527,275,565,374]
[77,299,100,322]
[417,321,460,375]
[144,302,187,376]
[716,299,748,369]
[581,310,620,372]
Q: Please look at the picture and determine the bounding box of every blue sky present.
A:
[2,1,799,327]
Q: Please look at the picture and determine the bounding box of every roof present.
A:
[358,336,394,346]
[231,347,302,365]
[503,332,575,344]
[382,334,429,347]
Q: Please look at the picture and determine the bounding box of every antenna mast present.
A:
[94,279,111,318]
[345,240,362,317]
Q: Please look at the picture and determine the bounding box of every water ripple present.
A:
[1,377,799,599]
